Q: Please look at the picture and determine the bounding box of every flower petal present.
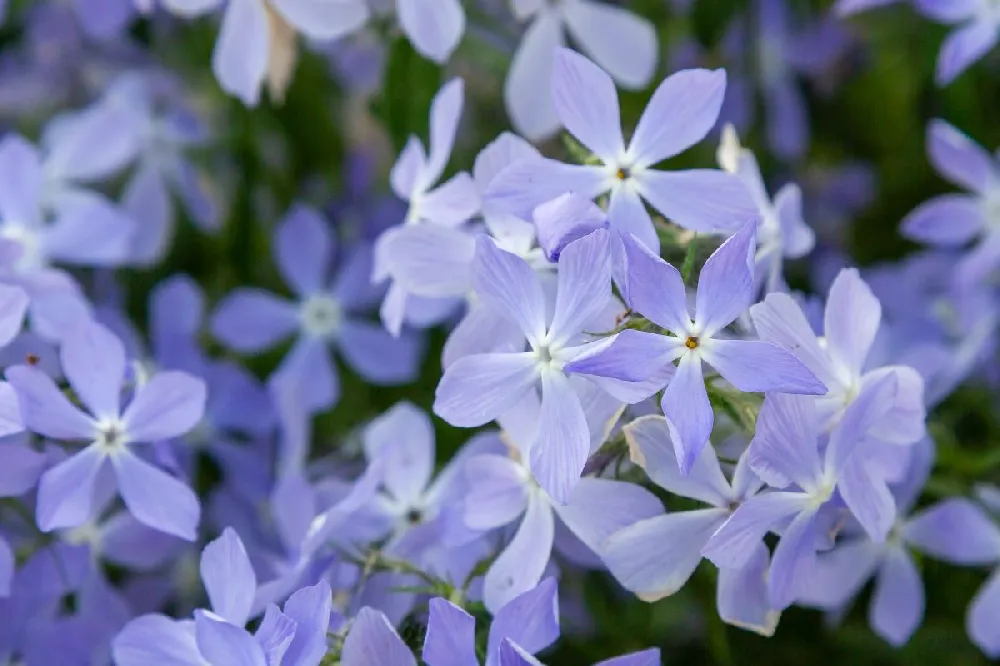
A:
[504,10,564,141]
[488,577,560,657]
[472,236,546,342]
[461,454,528,530]
[281,580,333,666]
[61,319,126,420]
[112,451,200,541]
[199,526,257,626]
[701,491,809,569]
[936,19,998,86]
[717,543,780,636]
[36,445,106,531]
[397,0,465,65]
[694,220,755,336]
[604,509,727,601]
[211,0,269,106]
[900,194,985,246]
[275,204,333,297]
[483,493,555,612]
[434,352,538,427]
[5,365,94,439]
[0,134,43,227]
[628,68,725,168]
[422,599,478,666]
[927,118,997,193]
[340,607,417,666]
[823,267,881,377]
[112,614,204,666]
[270,0,369,40]
[123,371,206,442]
[561,0,657,90]
[747,393,822,490]
[529,371,590,504]
[549,229,611,346]
[551,48,625,162]
[210,289,299,352]
[870,546,924,646]
[659,353,713,475]
[768,508,820,610]
[337,319,423,385]
[363,401,434,507]
[194,610,266,666]
[638,168,756,234]
[749,291,834,387]
[702,339,826,394]
[554,476,663,554]
[903,498,1000,564]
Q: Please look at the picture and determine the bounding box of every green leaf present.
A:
[373,37,443,153]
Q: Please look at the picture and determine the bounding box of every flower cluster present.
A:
[0,0,994,665]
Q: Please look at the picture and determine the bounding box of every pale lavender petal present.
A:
[623,415,731,505]
[617,236,689,332]
[659,353,713,474]
[595,649,662,666]
[497,640,543,666]
[504,10,564,141]
[474,132,542,191]
[276,204,333,297]
[210,289,298,352]
[0,440,47,495]
[533,192,608,262]
[549,229,611,345]
[551,48,625,162]
[434,352,538,427]
[44,100,142,181]
[555,476,663,554]
[748,393,822,490]
[914,0,978,22]
[397,0,465,64]
[200,526,256,625]
[341,608,417,666]
[749,292,834,387]
[488,577,560,657]
[44,197,134,265]
[36,445,105,531]
[462,454,528,530]
[112,614,203,666]
[423,599,477,666]
[717,543,779,636]
[702,491,810,569]
[529,371,590,504]
[824,373,898,476]
[255,605,295,665]
[927,118,997,193]
[901,194,985,246]
[272,337,339,413]
[337,319,422,385]
[377,224,475,297]
[100,512,184,570]
[418,173,480,226]
[5,365,94,439]
[824,268,881,377]
[421,77,465,187]
[763,77,808,161]
[0,284,28,347]
[484,159,606,221]
[702,339,826,394]
[282,580,333,666]
[483,494,554,612]
[694,221,755,335]
[607,187,657,252]
[270,0,369,40]
[637,169,756,234]
[604,509,727,600]
[870,546,923,646]
[774,183,814,258]
[442,302,525,368]
[473,236,547,341]
[363,401,434,506]
[123,162,173,265]
[968,568,1000,657]
[0,134,43,227]
[211,0,269,106]
[61,319,125,420]
[112,451,200,541]
[768,508,819,610]
[628,68,726,168]
[838,455,896,542]
[936,19,998,86]
[123,371,206,442]
[194,610,266,666]
[390,137,427,200]
[903,498,1000,564]
[561,0,657,89]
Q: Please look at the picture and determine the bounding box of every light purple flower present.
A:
[703,375,901,610]
[566,222,826,473]
[504,0,657,140]
[487,48,757,251]
[434,229,630,502]
[6,318,206,539]
[914,0,1000,85]
[602,415,779,635]
[211,204,422,413]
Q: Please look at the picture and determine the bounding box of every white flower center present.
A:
[299,293,342,339]
[95,420,129,455]
[0,223,44,272]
